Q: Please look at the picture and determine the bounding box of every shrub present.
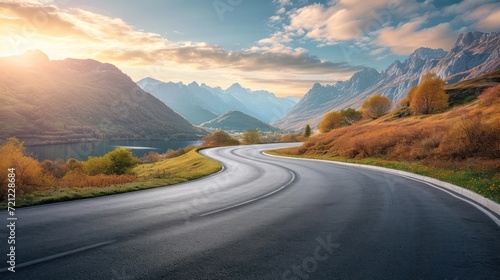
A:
[141,151,161,163]
[84,156,112,175]
[40,159,68,179]
[280,133,303,142]
[478,84,500,105]
[242,130,262,144]
[65,158,83,172]
[0,137,52,200]
[361,94,392,119]
[83,148,139,175]
[396,97,411,109]
[105,148,140,175]
[318,108,363,133]
[319,112,343,133]
[440,113,500,159]
[164,148,186,159]
[340,108,363,125]
[202,130,240,146]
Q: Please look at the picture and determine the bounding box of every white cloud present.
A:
[444,0,495,15]
[264,0,496,58]
[285,0,428,44]
[370,48,386,55]
[0,1,363,77]
[375,17,457,55]
[274,0,292,7]
[269,15,280,22]
[461,2,500,32]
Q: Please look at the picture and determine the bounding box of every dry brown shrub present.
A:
[361,95,393,119]
[479,84,500,105]
[396,97,411,109]
[160,145,197,160]
[141,151,161,163]
[164,148,186,159]
[439,113,500,159]
[280,133,304,142]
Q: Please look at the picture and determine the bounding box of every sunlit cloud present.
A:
[0,1,363,97]
[285,0,424,44]
[375,17,458,55]
[475,10,500,31]
[444,0,495,15]
[2,1,497,97]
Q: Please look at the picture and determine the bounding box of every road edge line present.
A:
[263,152,500,221]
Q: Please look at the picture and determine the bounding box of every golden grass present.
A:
[134,148,222,184]
[286,99,499,162]
[4,148,222,208]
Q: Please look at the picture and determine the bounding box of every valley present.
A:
[0,2,499,279]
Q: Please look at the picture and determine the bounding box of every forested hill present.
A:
[0,50,205,145]
[200,110,279,132]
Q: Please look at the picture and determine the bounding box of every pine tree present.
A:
[304,124,312,138]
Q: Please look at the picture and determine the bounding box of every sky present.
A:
[0,0,499,97]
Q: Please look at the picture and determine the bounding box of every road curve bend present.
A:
[1,143,499,279]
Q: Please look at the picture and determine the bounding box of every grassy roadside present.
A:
[267,149,500,203]
[6,148,222,208]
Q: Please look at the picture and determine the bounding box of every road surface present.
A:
[1,143,499,279]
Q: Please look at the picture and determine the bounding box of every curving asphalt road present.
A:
[1,143,499,279]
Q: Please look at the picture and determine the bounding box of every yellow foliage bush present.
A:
[0,138,54,201]
[361,94,392,119]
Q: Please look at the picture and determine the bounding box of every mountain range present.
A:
[273,31,500,131]
[0,51,205,145]
[137,78,298,125]
[200,110,279,132]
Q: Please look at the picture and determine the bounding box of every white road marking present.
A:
[0,240,116,273]
[199,170,296,217]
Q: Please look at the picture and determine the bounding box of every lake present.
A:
[26,140,202,161]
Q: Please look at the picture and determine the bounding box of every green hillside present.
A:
[200,110,279,132]
[174,105,219,125]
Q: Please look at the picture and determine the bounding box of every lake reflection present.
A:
[26,140,201,161]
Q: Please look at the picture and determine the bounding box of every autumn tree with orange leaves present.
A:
[409,72,448,115]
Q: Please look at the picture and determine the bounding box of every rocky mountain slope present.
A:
[137,78,297,125]
[273,31,500,131]
[0,51,205,145]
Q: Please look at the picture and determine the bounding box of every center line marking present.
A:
[199,170,296,217]
[0,240,116,273]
